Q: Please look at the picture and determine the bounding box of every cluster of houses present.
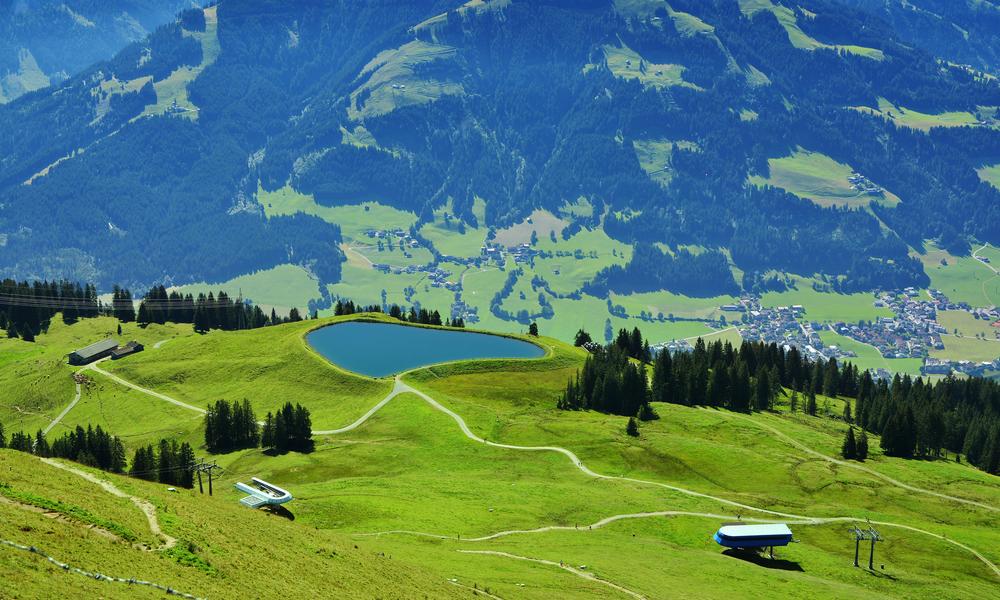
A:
[480,242,539,267]
[921,357,1000,377]
[365,228,420,249]
[723,297,858,363]
[449,299,479,324]
[834,292,946,359]
[847,172,885,197]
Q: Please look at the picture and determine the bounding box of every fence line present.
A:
[0,538,202,599]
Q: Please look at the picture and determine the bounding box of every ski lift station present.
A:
[235,478,293,509]
[714,524,793,550]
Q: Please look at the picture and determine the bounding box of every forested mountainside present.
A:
[843,0,1000,76]
[1,0,999,294]
[0,0,198,104]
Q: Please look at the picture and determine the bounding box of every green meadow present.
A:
[750,148,900,209]
[737,0,883,60]
[854,98,979,132]
[915,243,1000,308]
[817,330,922,376]
[1,315,999,598]
[173,264,321,313]
[761,279,892,323]
[979,164,1000,189]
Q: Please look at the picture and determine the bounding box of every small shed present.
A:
[68,339,119,366]
[111,341,144,360]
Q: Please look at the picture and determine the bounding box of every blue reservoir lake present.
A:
[307,321,545,377]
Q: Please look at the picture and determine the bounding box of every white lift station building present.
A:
[235,478,293,509]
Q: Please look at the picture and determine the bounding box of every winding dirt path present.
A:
[42,381,81,436]
[720,411,998,513]
[88,363,206,414]
[40,458,176,549]
[87,368,1000,578]
[458,550,645,599]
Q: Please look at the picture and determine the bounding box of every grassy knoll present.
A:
[937,310,1000,340]
[853,98,979,132]
[914,243,1000,307]
[761,279,892,323]
[750,148,900,208]
[172,264,321,313]
[931,336,1000,363]
[979,163,1000,189]
[100,317,393,430]
[738,0,883,59]
[0,318,193,436]
[0,451,465,599]
[818,330,922,376]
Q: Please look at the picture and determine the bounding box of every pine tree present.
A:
[842,427,857,460]
[789,390,799,413]
[34,430,50,457]
[806,390,817,416]
[178,443,196,488]
[843,400,853,424]
[856,430,869,461]
[574,329,592,347]
[0,422,6,448]
[626,417,640,437]
[528,322,539,336]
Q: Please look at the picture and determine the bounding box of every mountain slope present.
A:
[0,0,199,103]
[1,0,999,296]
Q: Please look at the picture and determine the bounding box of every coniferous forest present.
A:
[561,329,1000,476]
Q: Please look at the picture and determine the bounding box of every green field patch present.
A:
[172,264,321,313]
[977,163,1000,189]
[750,147,901,208]
[418,197,488,258]
[818,330,922,376]
[558,197,594,220]
[0,318,194,434]
[761,279,893,323]
[102,317,393,431]
[494,209,569,247]
[937,310,1000,340]
[349,40,463,120]
[852,97,979,132]
[140,6,220,120]
[738,0,884,60]
[610,291,734,321]
[914,242,1000,308]
[258,183,418,240]
[594,43,702,91]
[632,138,699,187]
[931,336,1000,363]
[412,0,511,32]
[613,0,714,36]
[0,48,50,104]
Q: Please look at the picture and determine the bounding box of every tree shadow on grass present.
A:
[722,549,804,572]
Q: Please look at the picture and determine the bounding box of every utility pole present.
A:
[192,460,222,496]
[849,523,883,570]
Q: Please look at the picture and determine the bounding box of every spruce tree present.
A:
[528,322,539,336]
[789,390,799,413]
[0,422,5,448]
[626,417,640,437]
[842,427,857,460]
[857,430,869,461]
[806,390,818,416]
[843,401,852,424]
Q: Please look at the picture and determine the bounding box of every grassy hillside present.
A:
[2,315,999,598]
[0,450,466,599]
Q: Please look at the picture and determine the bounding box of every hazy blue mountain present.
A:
[0,0,998,294]
[0,0,199,103]
[843,0,1000,75]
